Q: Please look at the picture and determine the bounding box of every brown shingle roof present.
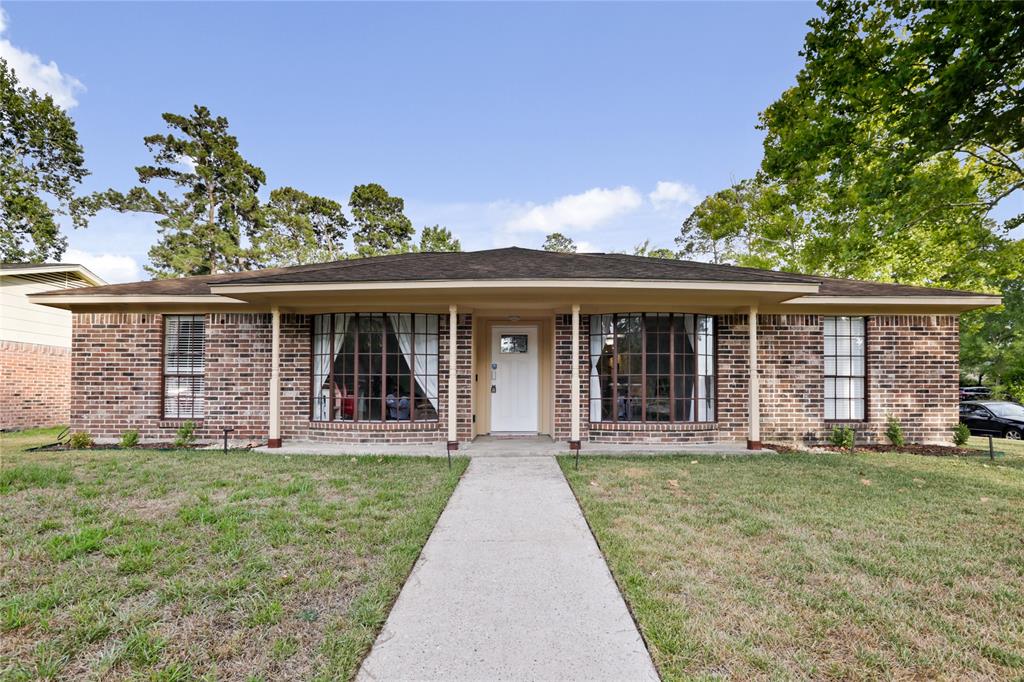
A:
[31,247,990,298]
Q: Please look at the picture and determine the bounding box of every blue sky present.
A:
[2,1,820,282]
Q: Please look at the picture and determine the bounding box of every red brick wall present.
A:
[717,314,959,445]
[553,314,590,442]
[0,341,70,430]
[68,310,959,447]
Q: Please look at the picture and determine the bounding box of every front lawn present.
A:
[0,428,467,680]
[561,444,1024,680]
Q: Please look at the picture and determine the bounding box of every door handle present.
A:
[491,385,497,393]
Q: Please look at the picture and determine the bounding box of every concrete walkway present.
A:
[356,456,660,682]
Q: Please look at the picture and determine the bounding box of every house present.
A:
[28,248,1000,448]
[1,262,106,430]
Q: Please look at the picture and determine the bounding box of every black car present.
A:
[959,385,993,401]
[959,401,1024,440]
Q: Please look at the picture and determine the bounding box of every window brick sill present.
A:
[308,421,441,432]
[159,420,204,429]
[588,421,718,432]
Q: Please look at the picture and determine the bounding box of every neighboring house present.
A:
[29,248,1000,448]
[1,263,106,430]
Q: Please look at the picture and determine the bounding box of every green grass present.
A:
[0,427,467,680]
[560,441,1024,681]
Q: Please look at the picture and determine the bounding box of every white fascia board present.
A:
[208,279,822,295]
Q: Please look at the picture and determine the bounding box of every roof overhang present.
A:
[202,278,820,311]
[1,263,106,286]
[26,294,250,312]
[772,295,1003,314]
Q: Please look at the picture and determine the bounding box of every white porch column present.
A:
[447,304,458,450]
[570,304,581,448]
[268,305,282,448]
[747,304,762,450]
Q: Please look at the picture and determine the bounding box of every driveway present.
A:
[357,456,659,681]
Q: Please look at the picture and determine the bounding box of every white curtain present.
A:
[590,319,604,422]
[388,314,438,411]
[313,317,331,420]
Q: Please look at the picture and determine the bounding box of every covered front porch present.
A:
[216,278,799,452]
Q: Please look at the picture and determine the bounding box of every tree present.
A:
[105,105,266,277]
[542,232,576,253]
[349,183,414,257]
[256,187,349,267]
[0,58,95,262]
[418,225,461,252]
[632,240,677,259]
[760,0,1024,232]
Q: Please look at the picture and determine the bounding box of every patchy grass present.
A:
[0,430,466,680]
[561,444,1024,680]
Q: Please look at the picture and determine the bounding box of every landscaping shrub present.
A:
[828,425,855,449]
[885,415,905,447]
[120,429,140,449]
[68,431,94,450]
[174,421,196,448]
[952,423,971,447]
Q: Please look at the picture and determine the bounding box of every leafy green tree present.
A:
[349,183,414,257]
[760,0,1024,232]
[542,232,576,253]
[418,225,461,252]
[961,275,1024,392]
[0,58,95,262]
[632,240,677,259]
[105,105,266,277]
[677,179,805,270]
[256,187,349,266]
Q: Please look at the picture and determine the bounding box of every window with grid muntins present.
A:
[163,315,205,419]
[589,313,715,424]
[311,313,440,423]
[824,316,865,420]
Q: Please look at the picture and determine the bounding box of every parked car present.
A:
[959,401,1024,440]
[959,386,992,401]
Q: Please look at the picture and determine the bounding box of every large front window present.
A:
[589,313,715,423]
[824,316,865,420]
[311,313,439,422]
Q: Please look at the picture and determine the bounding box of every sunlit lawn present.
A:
[1,427,467,681]
[561,439,1024,680]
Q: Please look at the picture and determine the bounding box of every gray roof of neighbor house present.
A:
[27,247,991,298]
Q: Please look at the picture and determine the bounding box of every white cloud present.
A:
[649,181,701,208]
[0,5,85,109]
[62,249,141,284]
[506,186,643,233]
[175,154,197,173]
[575,240,599,253]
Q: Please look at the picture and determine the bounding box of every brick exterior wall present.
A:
[70,312,474,445]
[553,314,590,442]
[716,313,959,445]
[68,310,959,447]
[0,340,71,430]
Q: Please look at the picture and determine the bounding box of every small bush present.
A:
[173,421,196,448]
[119,429,140,449]
[828,425,855,449]
[68,431,94,450]
[952,423,970,447]
[885,415,905,447]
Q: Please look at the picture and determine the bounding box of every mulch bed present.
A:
[29,442,215,452]
[764,442,984,457]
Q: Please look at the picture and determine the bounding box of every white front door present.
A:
[490,325,539,433]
